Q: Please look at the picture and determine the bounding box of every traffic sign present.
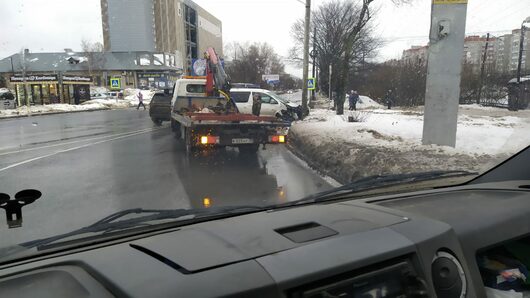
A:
[307,77,316,90]
[110,78,121,90]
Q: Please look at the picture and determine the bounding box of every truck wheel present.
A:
[171,119,179,131]
[151,118,162,126]
[239,144,260,155]
[184,128,196,155]
[173,121,182,139]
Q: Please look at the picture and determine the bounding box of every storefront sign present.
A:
[62,75,93,83]
[137,72,176,89]
[137,73,164,79]
[10,74,58,83]
[192,59,207,76]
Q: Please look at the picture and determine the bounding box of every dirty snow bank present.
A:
[290,106,530,183]
[0,104,110,118]
[81,99,131,109]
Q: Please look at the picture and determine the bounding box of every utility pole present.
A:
[477,33,490,105]
[422,0,468,147]
[301,0,311,115]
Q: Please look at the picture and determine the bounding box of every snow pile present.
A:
[123,88,155,107]
[81,99,130,109]
[357,96,383,109]
[290,106,530,183]
[0,104,110,118]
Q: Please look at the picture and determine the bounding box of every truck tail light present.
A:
[200,136,219,145]
[270,135,286,143]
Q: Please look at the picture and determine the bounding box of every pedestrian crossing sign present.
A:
[110,78,121,90]
[308,78,316,90]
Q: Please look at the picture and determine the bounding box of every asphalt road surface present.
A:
[0,109,335,247]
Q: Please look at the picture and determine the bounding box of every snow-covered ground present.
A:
[0,103,110,118]
[300,106,528,156]
[289,97,530,183]
[0,88,158,118]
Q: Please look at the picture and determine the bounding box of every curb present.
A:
[286,141,347,185]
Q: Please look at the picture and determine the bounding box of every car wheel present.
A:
[151,118,162,126]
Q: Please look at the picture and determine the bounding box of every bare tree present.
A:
[290,0,410,114]
[80,40,105,76]
[225,42,285,84]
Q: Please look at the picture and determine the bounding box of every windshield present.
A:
[0,0,529,263]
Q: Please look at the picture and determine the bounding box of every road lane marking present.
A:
[0,127,164,173]
[0,128,157,157]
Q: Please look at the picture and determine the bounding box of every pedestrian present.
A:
[136,91,146,110]
[385,89,394,110]
[252,93,262,116]
[349,90,359,111]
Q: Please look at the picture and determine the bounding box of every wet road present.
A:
[0,109,336,247]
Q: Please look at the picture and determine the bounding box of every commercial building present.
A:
[101,0,223,74]
[0,50,180,105]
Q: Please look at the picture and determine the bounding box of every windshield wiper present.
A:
[18,205,265,251]
[286,170,477,206]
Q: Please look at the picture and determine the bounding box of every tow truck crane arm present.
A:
[204,47,239,113]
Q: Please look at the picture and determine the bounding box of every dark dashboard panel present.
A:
[0,265,114,298]
[1,185,529,297]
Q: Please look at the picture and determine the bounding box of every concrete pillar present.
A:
[422,1,468,147]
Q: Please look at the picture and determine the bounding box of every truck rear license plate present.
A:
[232,138,254,144]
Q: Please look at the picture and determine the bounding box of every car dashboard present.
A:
[1,178,529,298]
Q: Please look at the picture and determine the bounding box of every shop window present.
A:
[138,54,151,66]
[184,5,197,25]
[154,54,164,66]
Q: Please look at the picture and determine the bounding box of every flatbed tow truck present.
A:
[170,48,290,154]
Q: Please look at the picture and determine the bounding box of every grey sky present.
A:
[1,0,529,76]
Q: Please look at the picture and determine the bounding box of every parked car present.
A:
[230,88,303,120]
[0,89,16,110]
[90,92,109,100]
[149,90,172,125]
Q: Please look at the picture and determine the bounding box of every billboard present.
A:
[262,74,280,85]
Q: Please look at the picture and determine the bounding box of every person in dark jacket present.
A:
[385,89,394,110]
[252,93,262,116]
[348,90,359,111]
